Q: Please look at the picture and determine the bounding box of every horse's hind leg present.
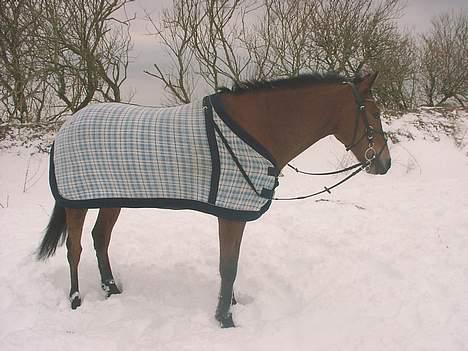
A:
[215,218,246,328]
[65,208,88,309]
[91,208,121,297]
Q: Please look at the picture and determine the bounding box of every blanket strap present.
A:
[203,97,221,204]
[211,120,271,200]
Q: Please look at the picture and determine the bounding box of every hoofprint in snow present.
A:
[1,109,467,350]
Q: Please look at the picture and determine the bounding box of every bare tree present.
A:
[248,0,316,78]
[309,0,403,75]
[370,32,418,110]
[240,1,274,80]
[95,22,132,103]
[146,0,254,103]
[144,0,197,104]
[419,11,467,107]
[0,0,133,123]
[187,0,253,88]
[37,0,133,113]
[0,0,48,123]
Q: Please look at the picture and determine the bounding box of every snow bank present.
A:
[1,109,467,350]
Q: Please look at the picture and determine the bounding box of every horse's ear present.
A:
[358,72,379,94]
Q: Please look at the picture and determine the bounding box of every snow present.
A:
[1,110,468,350]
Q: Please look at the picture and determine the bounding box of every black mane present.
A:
[217,72,361,95]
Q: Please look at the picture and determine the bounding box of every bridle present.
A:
[343,81,388,168]
[274,81,389,201]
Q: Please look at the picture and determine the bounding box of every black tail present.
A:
[37,203,67,260]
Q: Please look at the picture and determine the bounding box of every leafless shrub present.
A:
[419,11,467,107]
[249,0,316,78]
[0,0,133,122]
[0,0,49,123]
[36,0,133,113]
[370,32,419,110]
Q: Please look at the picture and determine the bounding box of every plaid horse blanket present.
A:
[50,95,279,221]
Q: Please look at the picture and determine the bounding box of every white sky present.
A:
[122,0,468,105]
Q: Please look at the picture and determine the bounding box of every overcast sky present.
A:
[122,0,468,105]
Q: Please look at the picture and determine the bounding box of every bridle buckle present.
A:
[365,145,376,162]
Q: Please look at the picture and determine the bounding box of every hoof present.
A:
[216,313,236,328]
[101,279,121,297]
[70,292,81,309]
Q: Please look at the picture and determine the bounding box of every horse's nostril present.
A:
[378,158,391,174]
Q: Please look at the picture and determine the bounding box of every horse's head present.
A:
[335,72,391,175]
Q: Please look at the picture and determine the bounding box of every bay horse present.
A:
[37,72,391,328]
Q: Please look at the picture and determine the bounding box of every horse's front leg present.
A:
[216,218,246,328]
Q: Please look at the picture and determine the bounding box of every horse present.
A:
[37,72,391,328]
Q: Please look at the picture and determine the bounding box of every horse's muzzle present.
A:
[367,157,391,175]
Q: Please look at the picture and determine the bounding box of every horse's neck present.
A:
[218,85,343,169]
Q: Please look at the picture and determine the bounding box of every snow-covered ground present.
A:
[1,110,467,351]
